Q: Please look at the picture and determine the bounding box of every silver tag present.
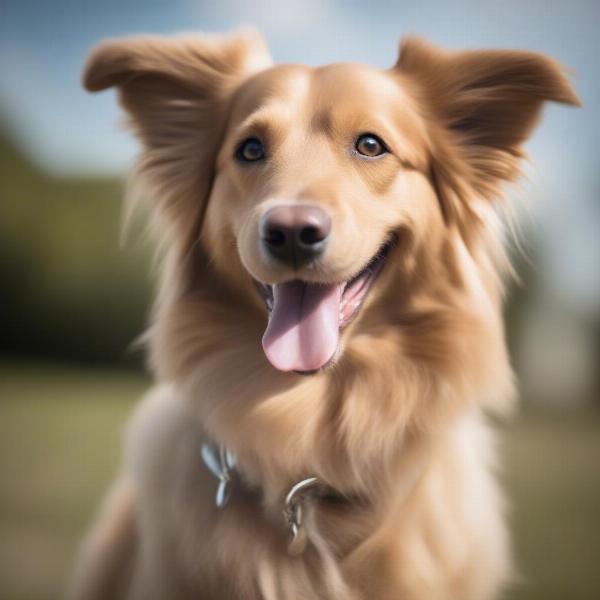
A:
[216,478,232,508]
[201,443,235,508]
[201,444,223,479]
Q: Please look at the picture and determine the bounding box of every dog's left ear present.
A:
[394,38,580,223]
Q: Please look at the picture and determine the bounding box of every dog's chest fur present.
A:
[123,378,510,600]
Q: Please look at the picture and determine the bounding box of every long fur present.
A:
[71,30,579,600]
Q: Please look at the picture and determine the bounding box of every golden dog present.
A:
[71,30,579,599]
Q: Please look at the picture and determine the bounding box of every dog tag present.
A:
[201,444,223,479]
[201,443,235,508]
[216,478,232,508]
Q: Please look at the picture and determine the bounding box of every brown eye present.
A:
[355,134,387,157]
[236,138,265,162]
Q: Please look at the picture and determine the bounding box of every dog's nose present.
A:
[260,204,332,266]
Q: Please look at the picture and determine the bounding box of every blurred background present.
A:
[0,1,598,599]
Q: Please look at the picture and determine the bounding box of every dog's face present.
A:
[205,63,438,372]
[84,30,578,377]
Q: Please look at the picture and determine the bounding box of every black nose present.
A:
[260,204,332,266]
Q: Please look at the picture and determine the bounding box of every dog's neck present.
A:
[200,439,373,556]
[198,418,439,559]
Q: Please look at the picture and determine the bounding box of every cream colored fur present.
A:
[70,29,579,599]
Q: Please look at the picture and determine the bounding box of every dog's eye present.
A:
[236,138,265,162]
[355,134,387,157]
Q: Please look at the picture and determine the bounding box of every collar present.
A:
[201,441,352,556]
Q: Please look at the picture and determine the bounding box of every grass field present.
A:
[0,363,599,600]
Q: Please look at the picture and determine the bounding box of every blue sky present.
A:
[1,0,598,313]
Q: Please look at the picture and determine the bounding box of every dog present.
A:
[71,29,579,600]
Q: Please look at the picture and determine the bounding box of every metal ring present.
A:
[284,476,319,508]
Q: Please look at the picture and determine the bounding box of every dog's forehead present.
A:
[312,62,408,106]
[236,64,312,107]
[232,62,420,128]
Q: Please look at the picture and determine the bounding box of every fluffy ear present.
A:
[83,29,272,242]
[394,37,580,224]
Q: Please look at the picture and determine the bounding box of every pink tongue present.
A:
[262,281,342,372]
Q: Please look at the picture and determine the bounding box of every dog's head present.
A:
[84,30,578,376]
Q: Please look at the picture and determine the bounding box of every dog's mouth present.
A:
[254,236,395,374]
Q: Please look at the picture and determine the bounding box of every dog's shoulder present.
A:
[123,384,203,493]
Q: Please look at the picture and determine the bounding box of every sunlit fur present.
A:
[71,29,579,600]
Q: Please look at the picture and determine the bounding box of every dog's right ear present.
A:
[83,30,271,239]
